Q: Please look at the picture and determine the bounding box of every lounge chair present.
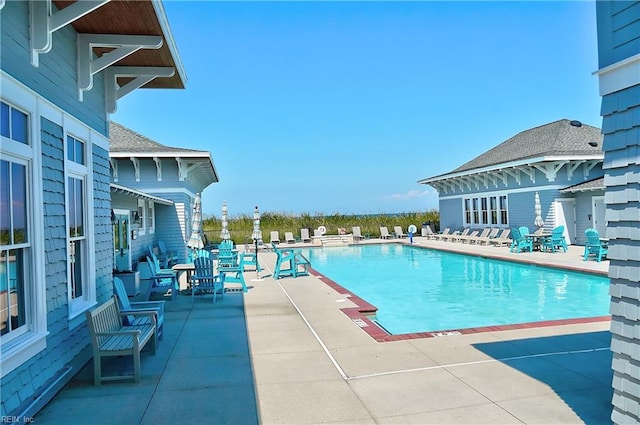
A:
[449,228,470,242]
[191,256,225,303]
[270,231,281,244]
[583,228,608,262]
[379,226,392,239]
[455,229,480,243]
[541,225,568,253]
[352,226,363,241]
[466,228,492,244]
[285,232,296,244]
[393,226,407,238]
[509,227,533,253]
[423,225,436,240]
[473,228,500,245]
[433,227,451,241]
[300,228,311,243]
[488,228,511,246]
[113,277,164,343]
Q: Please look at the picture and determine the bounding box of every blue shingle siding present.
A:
[93,146,115,303]
[601,80,640,424]
[596,1,640,69]
[0,0,108,135]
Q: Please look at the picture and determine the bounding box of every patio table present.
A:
[525,233,552,251]
[172,262,195,289]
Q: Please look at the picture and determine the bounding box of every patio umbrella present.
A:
[187,193,204,250]
[252,206,262,277]
[220,201,231,240]
[534,192,545,228]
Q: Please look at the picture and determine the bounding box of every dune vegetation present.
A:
[202,210,439,246]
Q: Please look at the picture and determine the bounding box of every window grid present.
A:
[463,194,509,227]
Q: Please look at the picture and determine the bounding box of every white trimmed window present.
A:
[137,199,146,236]
[65,133,94,319]
[147,202,155,234]
[463,194,509,227]
[1,92,47,377]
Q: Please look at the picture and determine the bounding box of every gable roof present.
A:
[109,121,206,155]
[109,121,219,188]
[420,119,603,183]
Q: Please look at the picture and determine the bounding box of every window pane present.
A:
[11,163,27,244]
[75,179,84,236]
[68,177,76,237]
[1,249,26,335]
[69,241,83,299]
[68,178,84,238]
[66,136,74,162]
[10,108,28,145]
[1,102,9,138]
[76,140,85,165]
[0,161,9,246]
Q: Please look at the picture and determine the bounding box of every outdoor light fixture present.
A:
[588,141,598,147]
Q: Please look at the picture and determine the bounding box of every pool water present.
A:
[299,244,611,335]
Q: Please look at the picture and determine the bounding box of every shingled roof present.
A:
[421,119,603,183]
[560,177,605,193]
[109,121,206,155]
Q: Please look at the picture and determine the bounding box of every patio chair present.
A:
[217,240,238,268]
[191,256,225,303]
[285,232,296,244]
[473,228,500,245]
[509,227,533,253]
[272,242,310,279]
[432,227,451,241]
[423,225,436,240]
[468,227,491,245]
[143,256,178,300]
[270,231,281,244]
[352,226,363,241]
[300,228,311,243]
[393,226,407,238]
[379,226,392,239]
[583,228,608,262]
[488,229,511,246]
[449,228,471,242]
[113,277,165,343]
[541,225,568,253]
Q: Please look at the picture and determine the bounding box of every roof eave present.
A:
[418,154,604,185]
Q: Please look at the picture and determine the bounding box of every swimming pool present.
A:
[299,244,610,335]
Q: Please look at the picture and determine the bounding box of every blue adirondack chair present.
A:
[113,277,164,343]
[584,228,608,262]
[541,225,568,253]
[510,227,533,253]
[217,240,238,268]
[272,242,310,279]
[191,257,225,303]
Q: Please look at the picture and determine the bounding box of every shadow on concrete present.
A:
[34,292,259,425]
[473,331,613,425]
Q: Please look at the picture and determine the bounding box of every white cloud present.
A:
[384,189,436,200]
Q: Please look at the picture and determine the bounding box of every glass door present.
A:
[113,209,131,271]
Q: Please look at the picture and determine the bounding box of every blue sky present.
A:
[112,1,602,218]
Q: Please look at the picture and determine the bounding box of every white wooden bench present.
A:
[85,297,157,385]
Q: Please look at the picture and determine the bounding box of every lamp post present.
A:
[251,206,262,278]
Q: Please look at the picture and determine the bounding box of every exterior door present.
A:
[592,196,607,236]
[113,209,131,272]
[555,199,576,245]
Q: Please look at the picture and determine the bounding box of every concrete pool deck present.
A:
[35,237,613,424]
